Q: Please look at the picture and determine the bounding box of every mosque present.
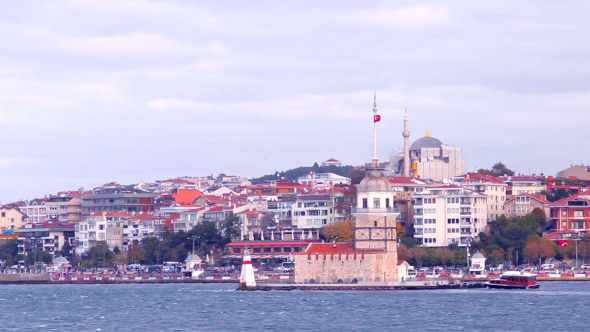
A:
[390,113,465,181]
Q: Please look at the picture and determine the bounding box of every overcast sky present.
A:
[1,0,589,202]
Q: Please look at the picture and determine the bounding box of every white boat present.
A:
[485,271,540,289]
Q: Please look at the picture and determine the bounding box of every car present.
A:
[559,262,572,270]
[580,264,590,269]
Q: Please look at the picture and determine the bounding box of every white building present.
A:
[413,186,488,247]
[18,198,48,224]
[291,194,343,229]
[75,212,129,254]
[455,173,507,222]
[297,173,351,190]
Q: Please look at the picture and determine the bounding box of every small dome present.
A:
[358,164,391,192]
[472,251,485,259]
[410,136,443,151]
[185,255,202,263]
[53,256,69,264]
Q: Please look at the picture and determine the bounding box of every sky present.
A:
[1,0,589,202]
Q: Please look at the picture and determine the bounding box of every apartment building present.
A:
[81,185,156,215]
[46,191,88,223]
[456,173,506,222]
[413,186,488,247]
[75,212,131,253]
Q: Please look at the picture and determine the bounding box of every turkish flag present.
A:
[558,239,570,247]
[374,115,381,123]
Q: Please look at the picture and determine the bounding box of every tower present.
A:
[402,109,411,177]
[351,94,400,281]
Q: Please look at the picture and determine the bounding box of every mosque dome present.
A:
[472,251,485,259]
[410,136,443,151]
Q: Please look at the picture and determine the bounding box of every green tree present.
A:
[220,213,241,242]
[113,246,121,255]
[410,247,428,268]
[60,241,74,260]
[478,162,515,177]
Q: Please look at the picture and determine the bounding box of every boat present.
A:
[485,271,540,289]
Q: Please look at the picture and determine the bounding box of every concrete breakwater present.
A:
[238,282,487,291]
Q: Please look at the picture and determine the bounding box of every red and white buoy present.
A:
[239,248,257,288]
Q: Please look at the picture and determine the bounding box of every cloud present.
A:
[60,33,197,56]
[357,5,451,29]
[145,98,213,111]
[0,158,12,166]
[191,60,220,71]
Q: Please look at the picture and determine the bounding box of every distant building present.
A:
[501,176,546,196]
[297,173,351,190]
[0,207,26,231]
[321,158,342,167]
[504,193,550,219]
[18,198,48,224]
[75,212,131,254]
[557,165,590,180]
[81,184,156,215]
[291,193,344,229]
[46,190,88,223]
[15,221,75,257]
[390,115,465,181]
[455,173,507,222]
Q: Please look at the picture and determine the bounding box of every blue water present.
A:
[0,282,588,331]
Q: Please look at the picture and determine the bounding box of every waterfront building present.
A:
[295,94,403,283]
[75,212,131,254]
[545,176,590,195]
[15,221,75,256]
[548,193,590,235]
[413,185,488,247]
[390,113,465,181]
[225,240,313,265]
[504,193,550,219]
[455,173,507,222]
[243,180,311,202]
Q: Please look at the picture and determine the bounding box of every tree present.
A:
[478,162,515,177]
[259,212,277,233]
[530,208,547,230]
[524,236,555,265]
[113,246,121,255]
[60,241,74,260]
[220,213,241,242]
[410,246,428,268]
[397,244,412,261]
[127,242,146,264]
[321,220,355,242]
[348,169,366,185]
[435,248,453,267]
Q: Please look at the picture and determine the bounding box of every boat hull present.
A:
[485,282,540,290]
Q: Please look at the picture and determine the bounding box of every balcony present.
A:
[414,201,423,206]
[460,211,471,215]
[460,202,471,205]
[351,207,400,214]
[461,231,471,235]
[414,211,423,216]
[414,220,423,225]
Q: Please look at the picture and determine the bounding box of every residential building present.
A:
[291,194,343,229]
[0,207,26,231]
[75,212,130,254]
[557,165,590,180]
[297,173,351,190]
[548,194,590,235]
[546,176,590,195]
[81,184,156,215]
[18,198,48,224]
[456,173,507,222]
[244,180,311,202]
[504,193,550,219]
[15,221,75,256]
[45,191,88,223]
[413,185,488,247]
[501,176,545,196]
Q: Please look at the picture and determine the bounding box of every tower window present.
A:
[386,198,390,208]
[362,198,368,208]
[374,220,378,227]
[373,198,380,208]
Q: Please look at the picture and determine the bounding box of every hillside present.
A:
[251,163,355,184]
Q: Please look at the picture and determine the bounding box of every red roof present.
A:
[227,241,315,247]
[87,212,133,217]
[205,206,224,212]
[296,242,385,255]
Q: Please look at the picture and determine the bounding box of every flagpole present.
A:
[372,92,378,163]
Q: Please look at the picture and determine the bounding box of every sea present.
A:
[0,282,588,331]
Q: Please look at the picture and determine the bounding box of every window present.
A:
[264,247,272,253]
[574,211,584,217]
[362,198,368,208]
[253,248,261,253]
[373,198,380,208]
[573,221,585,229]
[274,247,282,253]
[386,198,390,208]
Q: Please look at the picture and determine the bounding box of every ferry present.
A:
[485,271,540,289]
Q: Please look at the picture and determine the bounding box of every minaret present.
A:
[372,92,379,164]
[402,109,411,177]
